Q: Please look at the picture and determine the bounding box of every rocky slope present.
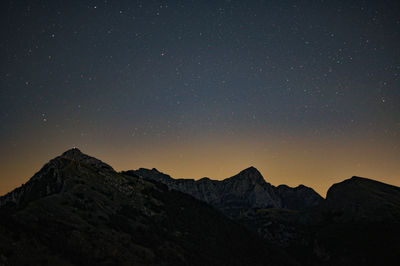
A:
[0,149,293,266]
[124,166,323,217]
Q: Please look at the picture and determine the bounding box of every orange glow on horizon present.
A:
[1,131,399,197]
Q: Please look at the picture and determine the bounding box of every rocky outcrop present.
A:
[60,148,114,171]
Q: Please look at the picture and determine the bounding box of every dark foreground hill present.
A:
[0,149,293,266]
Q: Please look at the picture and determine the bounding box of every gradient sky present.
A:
[1,0,399,196]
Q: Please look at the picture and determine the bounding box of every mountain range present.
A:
[1,148,399,265]
[123,167,323,217]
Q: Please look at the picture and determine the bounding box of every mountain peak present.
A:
[237,166,262,177]
[349,176,368,182]
[59,148,114,171]
[241,166,259,173]
[61,147,84,159]
[325,176,400,222]
[229,166,266,185]
[0,148,115,207]
[326,176,400,205]
[327,176,393,196]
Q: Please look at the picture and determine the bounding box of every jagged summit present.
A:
[125,166,285,215]
[124,165,324,214]
[228,166,266,185]
[240,166,260,174]
[61,147,84,158]
[58,148,114,171]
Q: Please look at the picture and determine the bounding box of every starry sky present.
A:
[1,0,399,196]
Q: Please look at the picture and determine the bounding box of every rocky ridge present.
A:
[124,166,323,217]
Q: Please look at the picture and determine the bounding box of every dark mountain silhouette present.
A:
[304,176,400,265]
[324,176,400,222]
[0,149,293,266]
[1,149,400,266]
[124,166,323,217]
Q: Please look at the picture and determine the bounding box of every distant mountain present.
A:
[0,149,292,266]
[124,166,323,217]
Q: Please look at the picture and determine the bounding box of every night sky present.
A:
[1,0,399,196]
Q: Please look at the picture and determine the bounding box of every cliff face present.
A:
[125,166,322,217]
